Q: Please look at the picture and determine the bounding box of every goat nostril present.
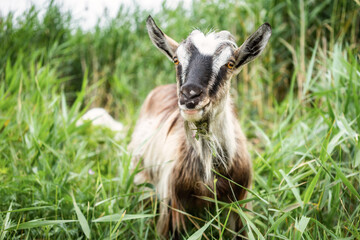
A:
[186,101,196,109]
[189,89,202,98]
[180,91,188,99]
[180,84,203,100]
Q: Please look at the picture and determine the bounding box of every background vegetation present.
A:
[0,0,359,239]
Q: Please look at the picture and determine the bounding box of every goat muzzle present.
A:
[179,83,204,109]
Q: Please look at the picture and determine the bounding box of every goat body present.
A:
[128,16,271,238]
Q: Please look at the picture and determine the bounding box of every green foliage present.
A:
[0,0,359,239]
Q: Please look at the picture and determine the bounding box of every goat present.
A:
[128,15,271,239]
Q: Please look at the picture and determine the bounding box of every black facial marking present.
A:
[176,64,183,85]
[210,66,228,97]
[185,45,213,87]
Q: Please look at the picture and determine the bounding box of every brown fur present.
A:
[128,84,251,239]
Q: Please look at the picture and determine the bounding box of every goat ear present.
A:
[233,23,271,72]
[146,15,179,61]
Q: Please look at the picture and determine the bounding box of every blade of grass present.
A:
[235,205,265,240]
[220,205,232,239]
[0,203,12,240]
[303,169,322,205]
[328,157,360,200]
[187,213,219,240]
[212,169,269,205]
[5,220,77,231]
[110,211,126,238]
[295,216,310,239]
[0,206,53,214]
[267,212,291,234]
[279,170,303,208]
[92,213,155,223]
[71,191,91,239]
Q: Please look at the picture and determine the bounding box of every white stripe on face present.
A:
[212,47,232,74]
[190,30,221,56]
[176,44,189,85]
[207,47,232,95]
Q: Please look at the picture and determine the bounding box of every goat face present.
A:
[146,16,271,122]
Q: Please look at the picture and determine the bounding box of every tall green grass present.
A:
[1,0,359,239]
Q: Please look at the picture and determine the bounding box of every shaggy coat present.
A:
[128,16,271,239]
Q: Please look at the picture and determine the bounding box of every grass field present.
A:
[1,0,360,239]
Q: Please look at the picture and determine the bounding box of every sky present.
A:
[0,0,192,29]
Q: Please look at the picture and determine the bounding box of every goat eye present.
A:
[173,57,179,65]
[226,61,234,69]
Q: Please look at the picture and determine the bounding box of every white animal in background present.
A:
[76,108,124,140]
